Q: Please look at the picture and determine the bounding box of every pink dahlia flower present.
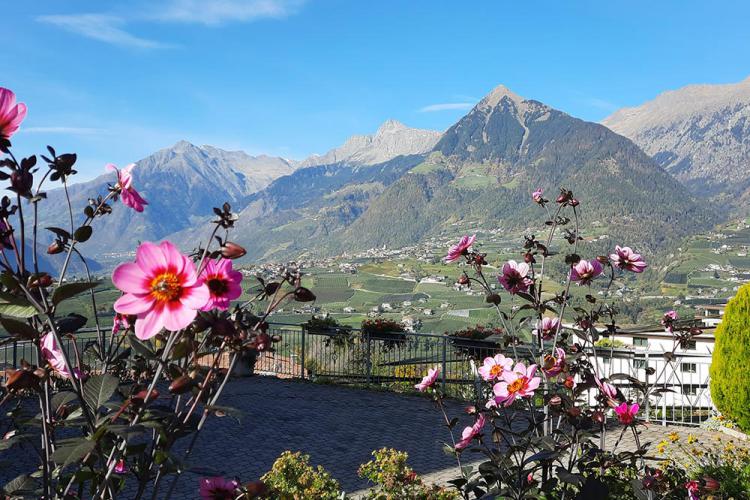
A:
[199,259,243,311]
[491,362,541,407]
[444,234,476,263]
[594,375,618,406]
[498,260,533,294]
[533,316,560,341]
[661,310,678,332]
[542,348,566,378]
[610,245,647,273]
[106,163,148,212]
[614,402,639,425]
[199,476,239,500]
[570,259,603,286]
[455,413,485,450]
[41,332,83,380]
[684,480,700,500]
[415,366,440,392]
[114,459,127,474]
[0,88,27,139]
[477,353,513,381]
[531,188,544,204]
[111,313,131,335]
[112,241,210,340]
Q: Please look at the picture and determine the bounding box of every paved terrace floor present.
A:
[0,376,730,499]
[147,376,725,498]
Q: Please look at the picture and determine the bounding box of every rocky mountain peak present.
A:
[298,120,441,168]
[602,76,750,203]
[375,119,407,135]
[478,84,526,109]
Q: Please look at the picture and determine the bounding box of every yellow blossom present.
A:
[656,440,668,454]
[668,431,680,442]
[687,434,697,444]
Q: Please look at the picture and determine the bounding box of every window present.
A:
[681,362,697,373]
[634,359,647,370]
[683,384,699,395]
[683,340,697,351]
[633,337,648,347]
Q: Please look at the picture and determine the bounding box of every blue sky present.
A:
[4,0,749,181]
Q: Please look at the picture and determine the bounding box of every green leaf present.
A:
[128,334,156,358]
[45,227,72,240]
[205,405,243,423]
[52,281,98,306]
[0,302,37,318]
[51,391,78,411]
[3,474,39,495]
[0,317,39,339]
[83,374,119,411]
[52,437,96,468]
[73,225,93,243]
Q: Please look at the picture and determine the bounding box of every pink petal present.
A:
[159,241,185,274]
[136,242,167,273]
[135,307,165,340]
[493,382,509,397]
[163,300,198,331]
[114,293,154,315]
[180,283,210,310]
[112,262,150,294]
[526,377,541,391]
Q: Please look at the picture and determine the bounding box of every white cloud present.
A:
[150,0,306,26]
[418,102,474,113]
[584,97,619,113]
[37,14,175,49]
[20,126,109,135]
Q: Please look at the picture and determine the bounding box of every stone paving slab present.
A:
[0,375,729,499]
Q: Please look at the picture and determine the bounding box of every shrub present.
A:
[710,283,750,432]
[358,448,460,500]
[261,451,342,499]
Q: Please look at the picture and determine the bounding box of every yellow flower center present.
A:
[508,377,525,394]
[150,272,182,302]
[489,365,504,378]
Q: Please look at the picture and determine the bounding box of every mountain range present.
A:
[603,76,750,208]
[36,77,750,268]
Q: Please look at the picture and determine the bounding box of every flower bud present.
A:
[592,410,605,424]
[703,477,720,491]
[47,241,64,255]
[524,252,536,264]
[563,376,575,389]
[220,241,246,260]
[244,481,268,498]
[37,274,53,287]
[596,255,609,264]
[457,274,469,285]
[293,287,316,302]
[4,369,40,392]
[485,293,501,305]
[168,375,194,395]
[569,198,580,207]
[642,476,655,490]
[10,170,33,195]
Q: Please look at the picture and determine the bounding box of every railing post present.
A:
[644,351,650,422]
[300,328,306,380]
[365,331,372,386]
[12,340,17,369]
[441,337,447,393]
